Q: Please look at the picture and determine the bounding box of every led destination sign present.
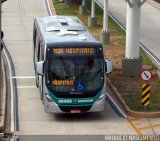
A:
[52,80,75,86]
[53,47,95,55]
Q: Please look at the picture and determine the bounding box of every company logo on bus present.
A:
[52,47,95,55]
[58,98,94,104]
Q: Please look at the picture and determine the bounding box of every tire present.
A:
[35,73,39,88]
[40,77,44,103]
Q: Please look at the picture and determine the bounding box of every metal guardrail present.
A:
[95,0,160,69]
[140,43,160,68]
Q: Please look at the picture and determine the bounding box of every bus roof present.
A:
[34,16,101,45]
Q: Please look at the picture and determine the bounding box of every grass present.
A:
[52,0,160,112]
[53,0,78,15]
[140,49,157,71]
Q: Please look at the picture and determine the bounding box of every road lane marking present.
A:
[17,86,37,89]
[128,118,159,141]
[139,124,160,131]
[12,76,36,79]
[129,117,142,122]
[127,118,142,135]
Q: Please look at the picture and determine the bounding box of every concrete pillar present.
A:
[100,0,110,45]
[103,0,108,31]
[79,0,87,15]
[88,0,97,27]
[122,0,144,76]
[126,0,140,59]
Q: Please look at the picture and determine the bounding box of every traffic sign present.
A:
[140,70,152,81]
[142,83,150,106]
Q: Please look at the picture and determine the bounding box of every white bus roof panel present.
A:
[34,16,100,44]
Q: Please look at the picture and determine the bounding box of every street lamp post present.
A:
[79,0,86,14]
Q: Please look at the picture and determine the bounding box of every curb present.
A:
[107,78,160,118]
[0,53,6,132]
[48,0,57,15]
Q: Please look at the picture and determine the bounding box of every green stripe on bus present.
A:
[47,89,103,106]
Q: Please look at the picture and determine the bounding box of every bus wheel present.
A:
[35,73,39,87]
[41,92,44,104]
[40,78,44,104]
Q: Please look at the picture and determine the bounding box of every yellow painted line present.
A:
[129,117,142,122]
[128,118,152,141]
[127,118,142,135]
[139,124,160,131]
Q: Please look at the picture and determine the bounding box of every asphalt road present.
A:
[2,0,137,140]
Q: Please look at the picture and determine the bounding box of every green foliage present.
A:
[53,0,77,15]
[140,49,157,71]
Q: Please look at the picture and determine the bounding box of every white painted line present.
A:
[17,86,37,89]
[12,76,36,79]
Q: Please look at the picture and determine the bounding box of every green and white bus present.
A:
[33,16,112,113]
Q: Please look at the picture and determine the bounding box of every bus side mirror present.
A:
[36,61,44,75]
[105,60,112,74]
